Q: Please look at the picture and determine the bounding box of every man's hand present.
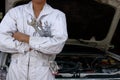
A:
[12,32,30,43]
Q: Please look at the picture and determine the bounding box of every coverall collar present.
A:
[25,1,53,18]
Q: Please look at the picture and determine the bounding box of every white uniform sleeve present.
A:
[29,13,68,54]
[0,9,30,54]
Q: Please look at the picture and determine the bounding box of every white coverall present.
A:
[0,1,68,80]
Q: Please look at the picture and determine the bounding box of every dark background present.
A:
[0,0,120,54]
[47,0,120,54]
[0,0,5,22]
[48,0,115,40]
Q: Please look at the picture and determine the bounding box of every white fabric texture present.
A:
[0,1,68,80]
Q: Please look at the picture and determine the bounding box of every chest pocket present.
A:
[16,19,24,33]
[16,13,27,34]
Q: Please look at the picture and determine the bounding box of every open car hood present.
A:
[48,0,120,51]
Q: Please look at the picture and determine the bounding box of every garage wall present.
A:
[95,0,120,7]
[5,0,120,12]
[0,1,5,21]
[5,0,19,12]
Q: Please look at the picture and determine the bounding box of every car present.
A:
[47,0,120,80]
[1,0,120,80]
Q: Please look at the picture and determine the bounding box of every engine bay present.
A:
[55,45,120,79]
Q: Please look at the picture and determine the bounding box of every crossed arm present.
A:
[12,32,30,44]
[0,9,68,54]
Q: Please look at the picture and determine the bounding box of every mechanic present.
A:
[0,0,68,80]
